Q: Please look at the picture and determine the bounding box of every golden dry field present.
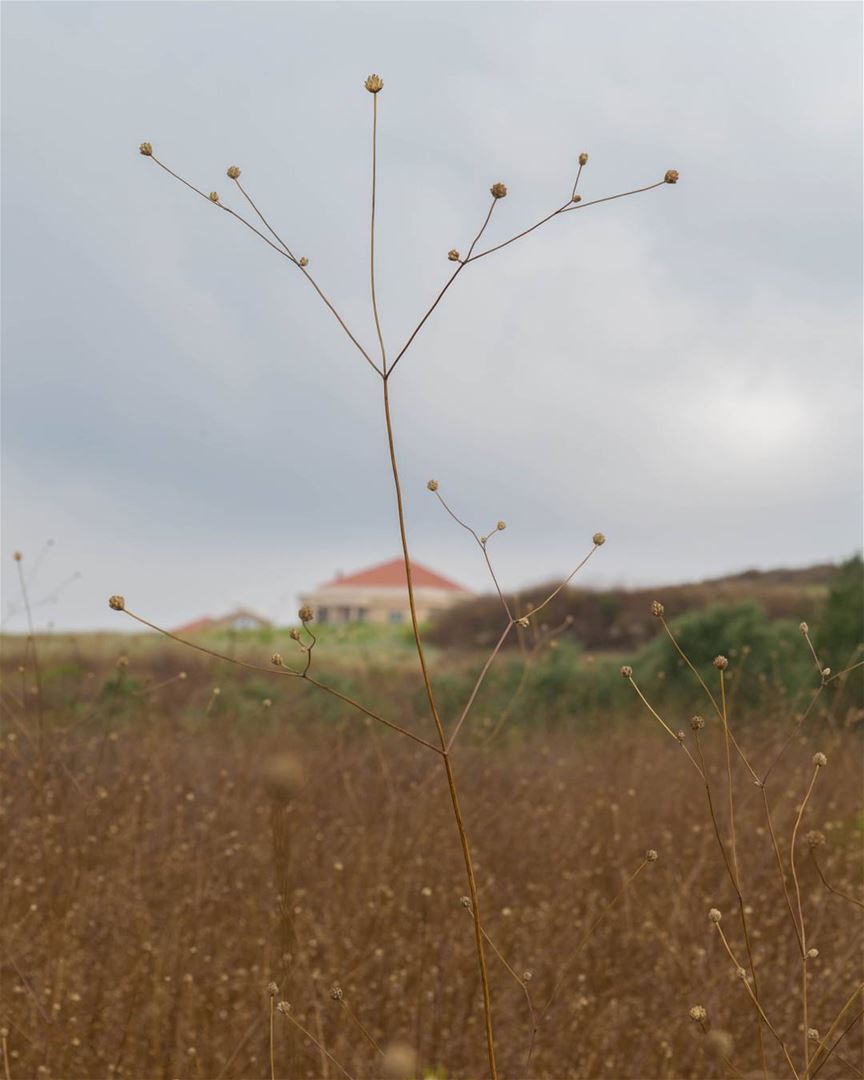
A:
[2,630,862,1080]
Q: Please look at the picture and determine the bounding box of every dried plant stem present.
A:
[339,998,384,1057]
[695,1019,745,1079]
[718,671,768,1080]
[461,903,538,1067]
[811,1011,864,1079]
[761,786,805,954]
[370,93,387,370]
[520,545,601,621]
[278,1009,355,1080]
[801,628,824,681]
[808,983,864,1079]
[269,996,276,1080]
[809,848,864,910]
[447,622,513,751]
[659,617,758,782]
[150,155,382,375]
[626,675,705,776]
[386,198,496,376]
[1,1029,10,1080]
[233,178,298,261]
[433,490,512,619]
[381,376,497,1079]
[388,178,665,375]
[761,685,824,785]
[132,672,187,697]
[15,559,44,773]
[790,764,821,1074]
[714,923,800,1079]
[118,607,441,754]
[719,673,739,879]
[541,857,650,1017]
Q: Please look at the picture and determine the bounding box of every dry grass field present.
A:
[2,634,862,1080]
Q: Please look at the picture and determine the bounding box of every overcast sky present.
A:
[2,1,862,632]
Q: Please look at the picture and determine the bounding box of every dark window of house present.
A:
[388,611,404,624]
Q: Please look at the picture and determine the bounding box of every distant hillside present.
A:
[427,562,842,652]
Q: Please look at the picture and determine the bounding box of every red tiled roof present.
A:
[174,616,215,634]
[320,558,469,593]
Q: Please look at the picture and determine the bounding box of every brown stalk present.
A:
[719,668,768,1079]
[806,982,864,1079]
[337,997,384,1057]
[713,922,800,1079]
[369,85,498,1079]
[626,675,705,777]
[659,616,759,782]
[149,155,383,376]
[460,899,538,1068]
[540,856,650,1017]
[790,763,821,1074]
[810,1008,864,1079]
[136,89,680,1080]
[370,92,387,371]
[809,848,864,911]
[381,375,497,1079]
[118,606,441,754]
[277,1007,355,1080]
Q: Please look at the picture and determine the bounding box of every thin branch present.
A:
[659,616,759,783]
[277,1007,355,1080]
[808,984,864,1079]
[520,544,600,621]
[147,155,383,376]
[115,606,441,753]
[713,924,800,1079]
[386,198,496,377]
[468,178,668,264]
[460,900,538,1068]
[810,1008,864,1079]
[809,848,864,911]
[447,621,514,752]
[233,177,298,260]
[626,675,705,777]
[541,858,650,1018]
[370,93,387,371]
[433,488,512,619]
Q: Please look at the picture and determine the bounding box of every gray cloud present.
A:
[2,1,861,630]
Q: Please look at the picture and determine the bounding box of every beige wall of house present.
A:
[298,585,468,625]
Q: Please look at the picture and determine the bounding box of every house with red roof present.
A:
[299,557,471,626]
[174,608,272,635]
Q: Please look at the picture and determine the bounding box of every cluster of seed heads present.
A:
[688,1005,707,1022]
[650,600,664,617]
[708,908,722,923]
[812,752,827,768]
[713,655,729,671]
[690,715,705,731]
